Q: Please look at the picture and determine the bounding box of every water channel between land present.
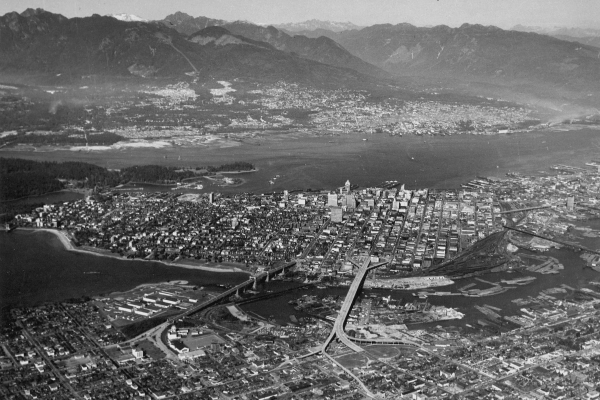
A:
[2,127,600,326]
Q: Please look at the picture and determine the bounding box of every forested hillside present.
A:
[0,158,255,201]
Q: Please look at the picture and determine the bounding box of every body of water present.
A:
[2,128,599,319]
[242,248,600,330]
[0,230,248,320]
[2,128,599,194]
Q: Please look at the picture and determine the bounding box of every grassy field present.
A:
[363,344,414,359]
[182,333,225,350]
[335,352,370,369]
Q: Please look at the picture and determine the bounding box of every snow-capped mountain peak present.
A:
[109,13,146,22]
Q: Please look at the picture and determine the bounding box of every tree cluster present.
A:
[119,165,195,183]
[0,131,124,146]
[0,158,256,201]
[0,171,64,201]
[206,161,254,172]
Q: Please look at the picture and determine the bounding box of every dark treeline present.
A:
[206,162,255,172]
[0,158,255,201]
[0,157,120,182]
[0,171,64,201]
[0,131,124,146]
[0,158,121,201]
[0,201,45,223]
[120,165,195,183]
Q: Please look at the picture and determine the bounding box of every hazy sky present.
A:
[1,0,598,29]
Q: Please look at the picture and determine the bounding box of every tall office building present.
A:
[328,193,338,207]
[330,206,343,223]
[344,194,356,211]
[208,192,214,203]
[567,196,575,211]
[345,179,351,194]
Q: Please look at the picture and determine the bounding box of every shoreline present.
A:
[2,123,600,155]
[218,168,258,174]
[21,228,251,275]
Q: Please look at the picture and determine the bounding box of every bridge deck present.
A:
[323,258,389,353]
[180,261,294,318]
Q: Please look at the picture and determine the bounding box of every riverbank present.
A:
[21,228,251,274]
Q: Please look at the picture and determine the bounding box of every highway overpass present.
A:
[322,257,389,353]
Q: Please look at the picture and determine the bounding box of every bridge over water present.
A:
[177,261,295,319]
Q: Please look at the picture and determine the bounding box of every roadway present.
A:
[319,256,422,400]
[178,261,295,319]
[351,336,421,346]
[322,257,372,353]
[497,205,550,214]
[322,258,392,353]
[17,321,83,400]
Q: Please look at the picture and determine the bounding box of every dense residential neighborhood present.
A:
[2,159,600,398]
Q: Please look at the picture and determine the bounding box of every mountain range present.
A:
[320,23,600,83]
[286,23,600,104]
[1,9,600,107]
[161,12,386,78]
[512,25,600,49]
[109,13,146,22]
[273,19,364,33]
[0,9,376,87]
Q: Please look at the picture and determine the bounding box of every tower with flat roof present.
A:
[328,193,338,207]
[567,196,574,211]
[330,206,343,223]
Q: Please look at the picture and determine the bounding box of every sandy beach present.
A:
[24,228,251,274]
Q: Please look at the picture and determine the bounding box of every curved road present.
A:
[322,258,393,353]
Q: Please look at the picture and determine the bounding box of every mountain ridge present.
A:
[109,13,146,22]
[511,24,600,51]
[0,9,378,87]
[274,19,364,33]
[293,22,600,104]
[159,12,387,78]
